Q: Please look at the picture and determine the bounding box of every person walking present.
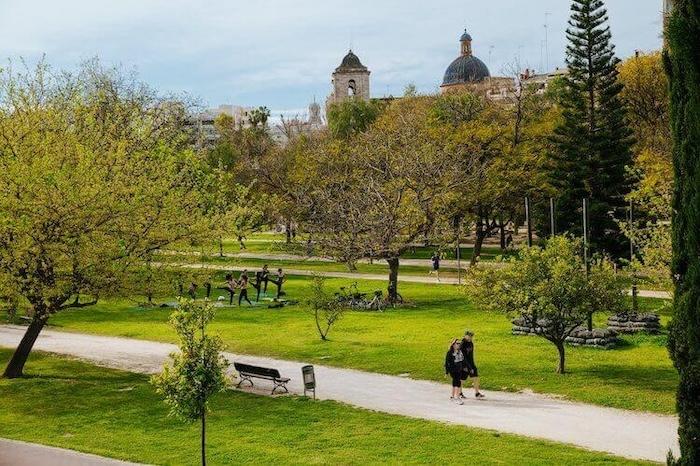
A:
[444,339,465,405]
[238,273,252,306]
[430,252,441,281]
[460,330,485,399]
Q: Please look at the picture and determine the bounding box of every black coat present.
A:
[445,350,465,375]
[461,339,477,373]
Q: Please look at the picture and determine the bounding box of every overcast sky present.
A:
[0,0,664,118]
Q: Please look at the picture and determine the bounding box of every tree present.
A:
[551,0,634,258]
[326,98,383,140]
[0,60,210,378]
[434,88,554,264]
[302,97,465,300]
[618,52,673,289]
[665,0,700,462]
[152,299,228,466]
[467,236,625,373]
[307,276,346,341]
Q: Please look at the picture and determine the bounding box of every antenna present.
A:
[544,12,551,71]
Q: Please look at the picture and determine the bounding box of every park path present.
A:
[159,258,673,299]
[0,326,679,463]
[0,438,141,466]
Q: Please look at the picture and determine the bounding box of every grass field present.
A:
[0,349,650,465]
[46,275,677,414]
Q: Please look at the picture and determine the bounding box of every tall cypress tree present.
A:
[666,0,700,463]
[551,0,634,257]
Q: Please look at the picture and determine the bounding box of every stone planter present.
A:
[512,318,618,349]
[607,313,661,334]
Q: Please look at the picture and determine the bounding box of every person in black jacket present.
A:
[460,330,485,399]
[444,339,465,405]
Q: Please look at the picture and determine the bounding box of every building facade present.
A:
[328,50,371,105]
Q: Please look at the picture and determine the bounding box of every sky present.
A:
[0,0,664,119]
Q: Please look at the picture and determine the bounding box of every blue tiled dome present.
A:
[442,55,490,85]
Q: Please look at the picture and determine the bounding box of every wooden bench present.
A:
[234,362,290,395]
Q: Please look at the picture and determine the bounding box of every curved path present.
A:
[0,326,678,463]
[0,438,141,466]
[161,259,673,299]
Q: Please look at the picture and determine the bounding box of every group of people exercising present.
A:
[218,265,285,306]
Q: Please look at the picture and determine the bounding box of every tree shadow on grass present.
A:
[579,363,678,395]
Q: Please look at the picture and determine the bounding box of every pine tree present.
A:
[551,0,634,257]
[665,0,700,463]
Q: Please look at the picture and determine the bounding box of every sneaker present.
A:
[450,397,464,405]
[475,392,485,399]
[459,393,467,399]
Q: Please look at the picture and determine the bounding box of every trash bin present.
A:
[302,365,316,400]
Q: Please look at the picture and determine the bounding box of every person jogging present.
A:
[460,330,485,399]
[444,339,466,405]
[238,272,252,306]
[430,252,441,281]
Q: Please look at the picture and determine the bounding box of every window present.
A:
[348,79,356,96]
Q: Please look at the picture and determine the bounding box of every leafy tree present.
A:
[307,276,346,341]
[467,236,626,373]
[327,99,383,139]
[152,299,228,466]
[551,0,634,258]
[303,97,463,300]
[618,52,673,289]
[0,60,210,378]
[665,0,700,462]
[434,89,554,263]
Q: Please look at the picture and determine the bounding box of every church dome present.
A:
[460,31,472,42]
[442,55,490,85]
[336,50,368,71]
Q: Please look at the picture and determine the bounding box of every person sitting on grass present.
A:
[460,330,485,399]
[444,339,465,405]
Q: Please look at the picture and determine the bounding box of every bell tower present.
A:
[329,50,371,105]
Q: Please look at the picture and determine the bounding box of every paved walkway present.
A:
[160,259,673,299]
[0,438,140,466]
[0,326,679,462]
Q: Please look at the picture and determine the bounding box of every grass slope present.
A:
[0,349,649,465]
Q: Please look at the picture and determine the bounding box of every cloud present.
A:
[0,0,664,112]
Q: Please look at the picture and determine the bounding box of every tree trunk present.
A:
[3,313,48,378]
[285,221,292,244]
[218,237,224,257]
[387,257,400,302]
[471,218,487,266]
[555,342,566,374]
[499,217,506,251]
[201,410,206,466]
[587,312,593,332]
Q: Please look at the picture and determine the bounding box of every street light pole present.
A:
[525,197,533,247]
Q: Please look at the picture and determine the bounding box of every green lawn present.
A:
[47,275,677,414]
[0,350,650,465]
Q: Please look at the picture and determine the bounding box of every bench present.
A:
[234,362,290,395]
